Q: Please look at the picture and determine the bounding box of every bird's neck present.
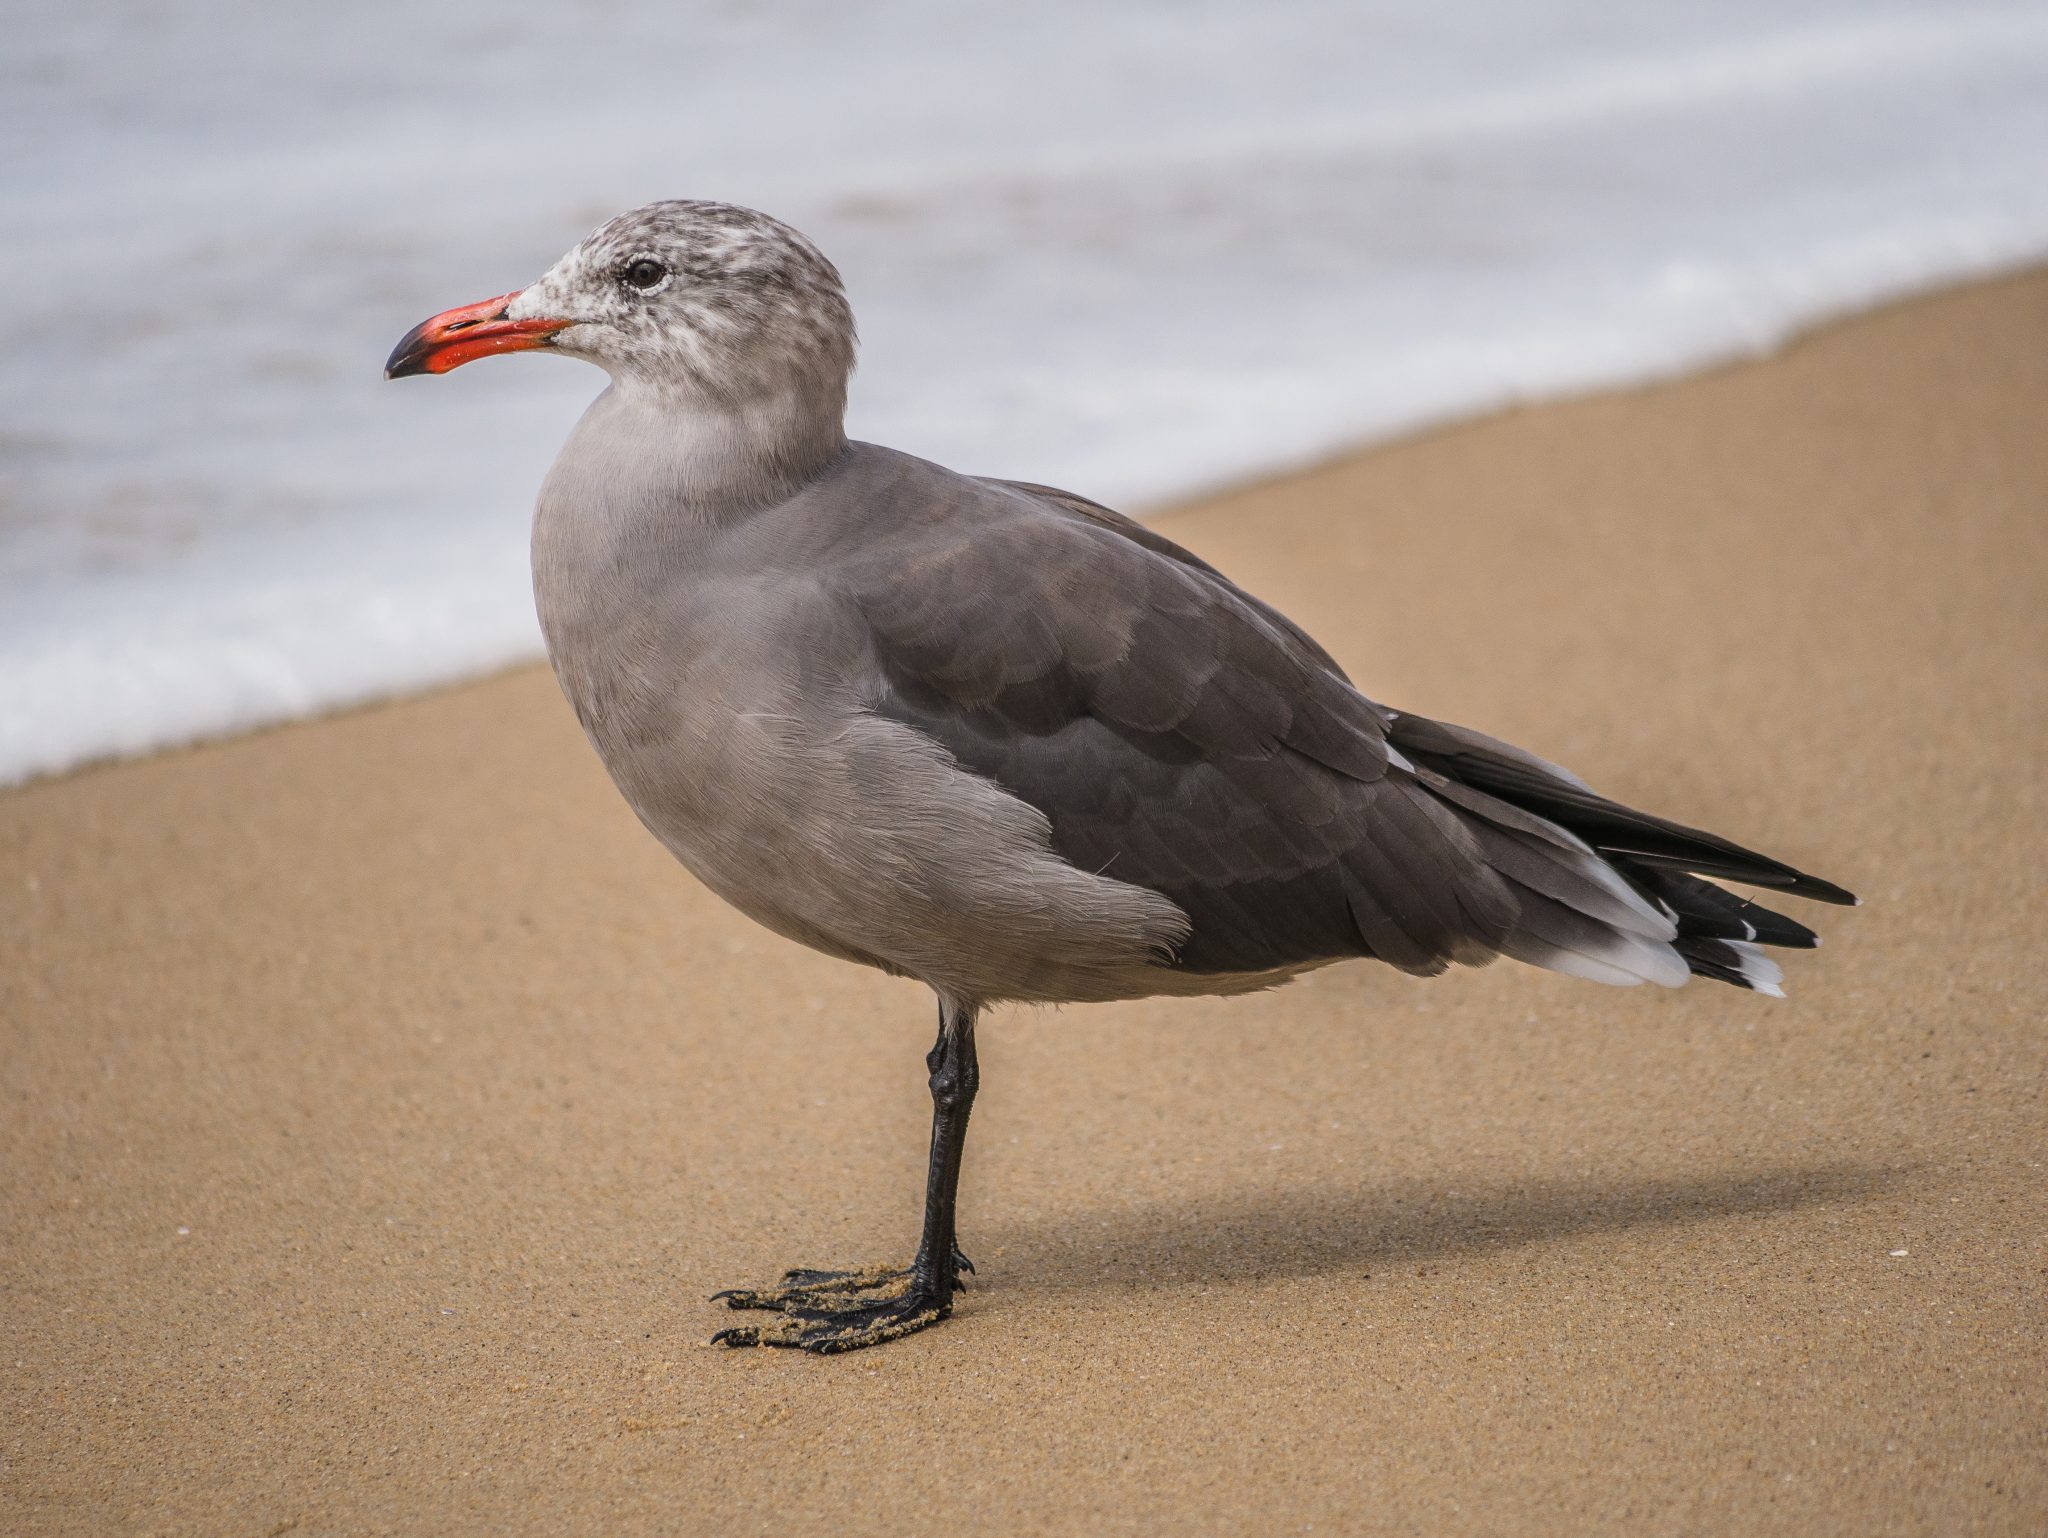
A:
[553,376,848,521]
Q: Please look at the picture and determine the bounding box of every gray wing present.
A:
[834,478,1527,977]
[983,479,1353,680]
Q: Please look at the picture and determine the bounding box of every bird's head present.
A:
[385,200,857,410]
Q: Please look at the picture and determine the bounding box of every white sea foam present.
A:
[4,1,2047,784]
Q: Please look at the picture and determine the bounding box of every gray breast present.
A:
[531,439,1198,1006]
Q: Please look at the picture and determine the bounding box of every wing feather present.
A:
[843,479,1509,976]
[816,456,1849,992]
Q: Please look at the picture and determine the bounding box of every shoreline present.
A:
[11,250,2048,798]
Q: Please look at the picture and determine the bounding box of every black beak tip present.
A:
[384,323,434,380]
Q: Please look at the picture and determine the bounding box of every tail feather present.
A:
[1388,714,1858,907]
[1495,880,1691,987]
[1445,794,1677,941]
[1625,866,1820,949]
[1675,937,1786,997]
[1390,712,1855,994]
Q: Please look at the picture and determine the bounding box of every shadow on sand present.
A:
[987,1161,1910,1291]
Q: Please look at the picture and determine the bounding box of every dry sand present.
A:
[4,272,2045,1536]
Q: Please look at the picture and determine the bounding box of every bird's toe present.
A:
[709,1259,960,1351]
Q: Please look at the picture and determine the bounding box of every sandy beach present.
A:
[4,271,2044,1535]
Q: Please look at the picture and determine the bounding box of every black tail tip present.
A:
[1792,874,1859,907]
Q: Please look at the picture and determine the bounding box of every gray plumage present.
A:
[392,199,1854,1351]
[509,199,1849,1011]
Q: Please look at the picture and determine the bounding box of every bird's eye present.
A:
[621,257,668,291]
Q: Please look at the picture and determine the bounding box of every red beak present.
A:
[384,290,572,378]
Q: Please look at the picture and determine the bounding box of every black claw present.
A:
[711,1286,792,1311]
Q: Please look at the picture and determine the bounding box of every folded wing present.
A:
[837,475,1850,991]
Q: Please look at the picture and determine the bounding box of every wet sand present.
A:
[3,271,2044,1536]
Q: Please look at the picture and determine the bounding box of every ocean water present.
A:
[5,1,2047,785]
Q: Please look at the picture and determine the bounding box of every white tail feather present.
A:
[1503,928,1689,988]
[1725,941,1786,997]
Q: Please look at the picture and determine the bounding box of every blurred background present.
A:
[5,0,2047,786]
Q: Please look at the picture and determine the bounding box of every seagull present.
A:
[387,200,1856,1353]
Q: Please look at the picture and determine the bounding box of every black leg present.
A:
[711,998,980,1353]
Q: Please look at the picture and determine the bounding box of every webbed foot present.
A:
[710,1249,971,1354]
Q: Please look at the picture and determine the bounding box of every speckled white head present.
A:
[510,201,857,404]
[390,200,857,414]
